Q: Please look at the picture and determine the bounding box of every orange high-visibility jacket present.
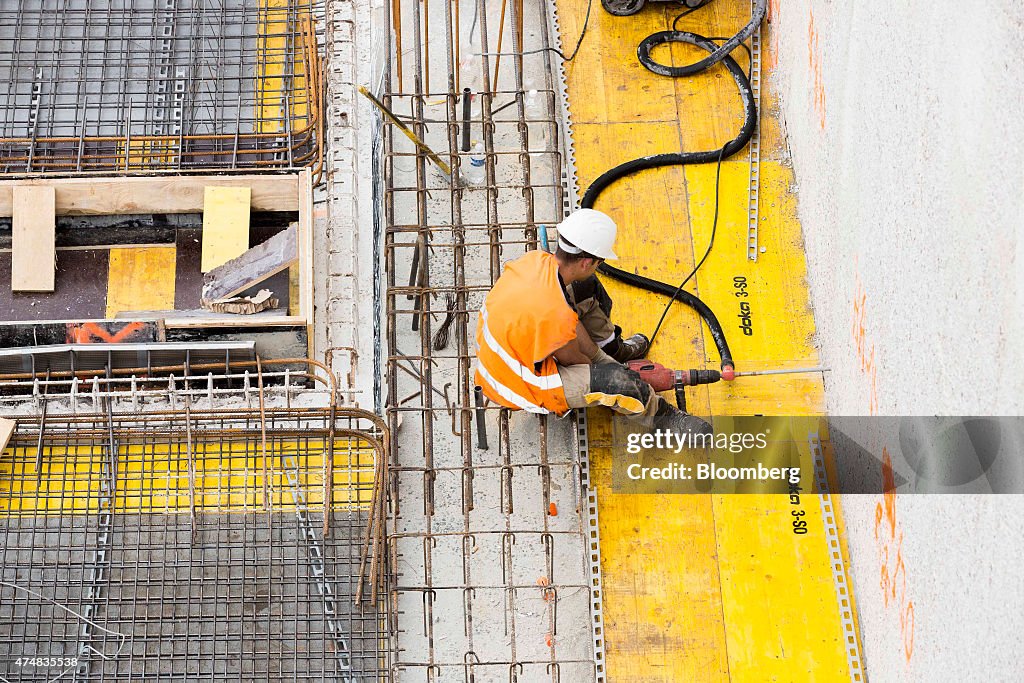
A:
[474,250,579,414]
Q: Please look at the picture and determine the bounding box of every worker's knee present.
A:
[588,363,652,405]
[569,275,613,317]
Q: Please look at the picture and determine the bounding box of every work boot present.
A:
[665,411,713,437]
[609,333,650,363]
[652,398,713,437]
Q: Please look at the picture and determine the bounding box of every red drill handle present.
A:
[626,360,723,392]
[626,359,675,392]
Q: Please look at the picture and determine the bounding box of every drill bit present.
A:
[732,366,830,378]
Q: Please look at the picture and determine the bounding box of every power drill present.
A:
[626,359,722,411]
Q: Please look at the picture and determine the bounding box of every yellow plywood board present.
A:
[555,0,861,680]
[201,186,251,272]
[11,185,56,292]
[105,246,177,318]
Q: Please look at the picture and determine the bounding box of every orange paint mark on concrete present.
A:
[808,10,826,129]
[902,602,916,661]
[851,271,879,414]
[882,448,897,537]
[874,447,915,663]
[764,0,781,71]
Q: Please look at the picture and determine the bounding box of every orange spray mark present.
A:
[67,321,149,344]
[765,0,781,71]
[808,10,826,129]
[874,447,915,662]
[851,272,878,415]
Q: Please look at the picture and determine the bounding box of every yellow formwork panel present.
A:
[257,0,311,134]
[105,246,177,318]
[555,0,861,680]
[201,186,252,272]
[0,440,375,515]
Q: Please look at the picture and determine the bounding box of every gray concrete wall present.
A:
[767,2,1024,680]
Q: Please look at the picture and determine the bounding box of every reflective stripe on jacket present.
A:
[474,251,579,414]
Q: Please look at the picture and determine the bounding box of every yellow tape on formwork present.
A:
[554,0,862,680]
[0,440,375,515]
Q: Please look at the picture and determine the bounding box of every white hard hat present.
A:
[556,209,618,260]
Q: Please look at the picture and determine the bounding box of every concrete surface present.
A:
[767,2,1024,680]
[336,0,598,678]
[321,0,377,410]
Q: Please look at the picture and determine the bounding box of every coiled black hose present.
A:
[638,0,766,78]
[582,16,765,375]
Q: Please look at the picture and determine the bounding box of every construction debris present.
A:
[202,224,297,301]
[203,289,279,315]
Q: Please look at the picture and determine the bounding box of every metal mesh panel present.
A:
[0,0,324,175]
[0,407,390,681]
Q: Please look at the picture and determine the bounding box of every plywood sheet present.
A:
[105,247,177,318]
[201,187,252,272]
[174,228,205,310]
[0,250,109,321]
[11,186,56,292]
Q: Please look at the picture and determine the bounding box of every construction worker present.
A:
[474,208,710,433]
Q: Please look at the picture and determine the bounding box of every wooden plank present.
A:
[11,186,56,292]
[0,417,14,454]
[298,168,314,358]
[117,308,288,321]
[0,174,299,216]
[202,224,296,300]
[201,187,251,272]
[105,247,177,318]
[115,309,302,329]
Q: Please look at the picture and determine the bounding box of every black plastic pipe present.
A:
[581,30,762,376]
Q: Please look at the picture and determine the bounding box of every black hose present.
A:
[583,31,760,373]
[639,0,766,78]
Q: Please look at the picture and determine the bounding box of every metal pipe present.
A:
[473,386,488,450]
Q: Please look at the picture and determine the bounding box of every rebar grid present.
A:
[381,1,594,680]
[0,358,332,409]
[0,0,325,177]
[0,366,322,411]
[0,407,391,681]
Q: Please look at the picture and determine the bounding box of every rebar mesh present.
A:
[379,0,597,679]
[0,0,324,176]
[0,407,390,681]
